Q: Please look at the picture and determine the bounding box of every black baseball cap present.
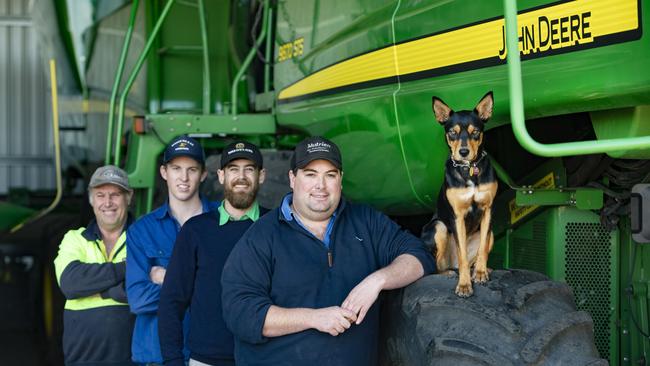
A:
[291,136,342,171]
[220,141,263,169]
[162,135,205,165]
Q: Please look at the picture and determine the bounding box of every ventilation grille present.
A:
[512,221,547,273]
[564,222,612,360]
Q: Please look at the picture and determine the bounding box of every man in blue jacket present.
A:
[126,136,219,365]
[158,141,269,366]
[221,136,436,366]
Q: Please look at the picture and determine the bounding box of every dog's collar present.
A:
[450,151,487,176]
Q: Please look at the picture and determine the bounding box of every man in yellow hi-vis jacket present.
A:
[54,165,135,366]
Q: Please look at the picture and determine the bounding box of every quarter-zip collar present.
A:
[279,193,345,248]
[81,214,134,241]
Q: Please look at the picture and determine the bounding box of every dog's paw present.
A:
[472,268,490,284]
[455,282,474,297]
[439,269,458,278]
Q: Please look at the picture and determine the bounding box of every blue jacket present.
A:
[221,197,436,366]
[126,198,219,364]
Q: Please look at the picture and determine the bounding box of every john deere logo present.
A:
[236,143,245,149]
[179,142,187,148]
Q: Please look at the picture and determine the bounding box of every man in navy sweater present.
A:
[158,141,268,366]
[221,136,436,366]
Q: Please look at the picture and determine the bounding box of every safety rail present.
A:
[11,59,63,232]
[503,0,650,157]
[104,0,140,165]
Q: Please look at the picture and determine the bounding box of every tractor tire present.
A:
[379,269,608,366]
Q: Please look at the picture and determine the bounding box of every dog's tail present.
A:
[420,214,439,253]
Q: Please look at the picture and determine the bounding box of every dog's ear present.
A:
[474,91,494,121]
[432,96,453,124]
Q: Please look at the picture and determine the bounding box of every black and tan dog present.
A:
[429,92,497,297]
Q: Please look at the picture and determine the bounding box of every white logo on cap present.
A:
[172,139,194,152]
[101,170,123,179]
[228,148,254,155]
[306,142,332,153]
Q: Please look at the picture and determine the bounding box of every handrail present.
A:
[264,8,273,93]
[113,0,176,166]
[231,0,269,117]
[11,59,63,233]
[197,0,211,114]
[105,0,140,164]
[504,0,650,157]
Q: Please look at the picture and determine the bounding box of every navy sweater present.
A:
[221,199,436,366]
[158,208,267,366]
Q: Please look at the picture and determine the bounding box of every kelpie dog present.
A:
[428,92,497,297]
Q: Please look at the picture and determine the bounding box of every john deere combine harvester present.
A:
[8,0,650,364]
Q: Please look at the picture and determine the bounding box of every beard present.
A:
[224,179,259,209]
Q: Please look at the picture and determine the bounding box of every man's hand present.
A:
[149,266,166,285]
[341,272,386,325]
[309,306,358,336]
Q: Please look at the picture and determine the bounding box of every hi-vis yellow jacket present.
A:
[53,219,134,365]
[54,222,129,310]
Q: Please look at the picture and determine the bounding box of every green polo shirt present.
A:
[217,200,260,226]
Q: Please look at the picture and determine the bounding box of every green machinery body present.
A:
[48,0,650,364]
[272,0,648,214]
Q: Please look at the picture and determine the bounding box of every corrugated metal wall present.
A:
[0,0,54,194]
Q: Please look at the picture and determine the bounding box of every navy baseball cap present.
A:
[220,141,263,169]
[162,135,205,165]
[291,136,342,171]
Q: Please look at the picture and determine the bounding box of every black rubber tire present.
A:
[379,269,608,366]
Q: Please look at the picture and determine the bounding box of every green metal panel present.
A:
[149,0,237,113]
[124,113,275,213]
[591,106,650,159]
[53,0,82,91]
[274,0,419,213]
[555,209,619,363]
[144,114,276,138]
[619,217,650,365]
[510,211,549,274]
[516,187,603,209]
[0,202,35,233]
[499,206,619,363]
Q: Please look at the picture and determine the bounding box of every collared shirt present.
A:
[126,196,220,364]
[280,193,338,248]
[82,215,133,261]
[217,200,260,226]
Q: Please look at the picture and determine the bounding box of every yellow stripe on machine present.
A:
[278,0,639,101]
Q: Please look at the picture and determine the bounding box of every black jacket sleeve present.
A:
[221,226,273,345]
[100,281,128,303]
[59,261,126,299]
[158,223,197,365]
[368,206,437,274]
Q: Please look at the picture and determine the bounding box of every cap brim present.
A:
[163,152,205,165]
[221,153,262,169]
[295,153,342,170]
[88,180,132,191]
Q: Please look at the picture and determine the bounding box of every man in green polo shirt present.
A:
[158,141,269,366]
